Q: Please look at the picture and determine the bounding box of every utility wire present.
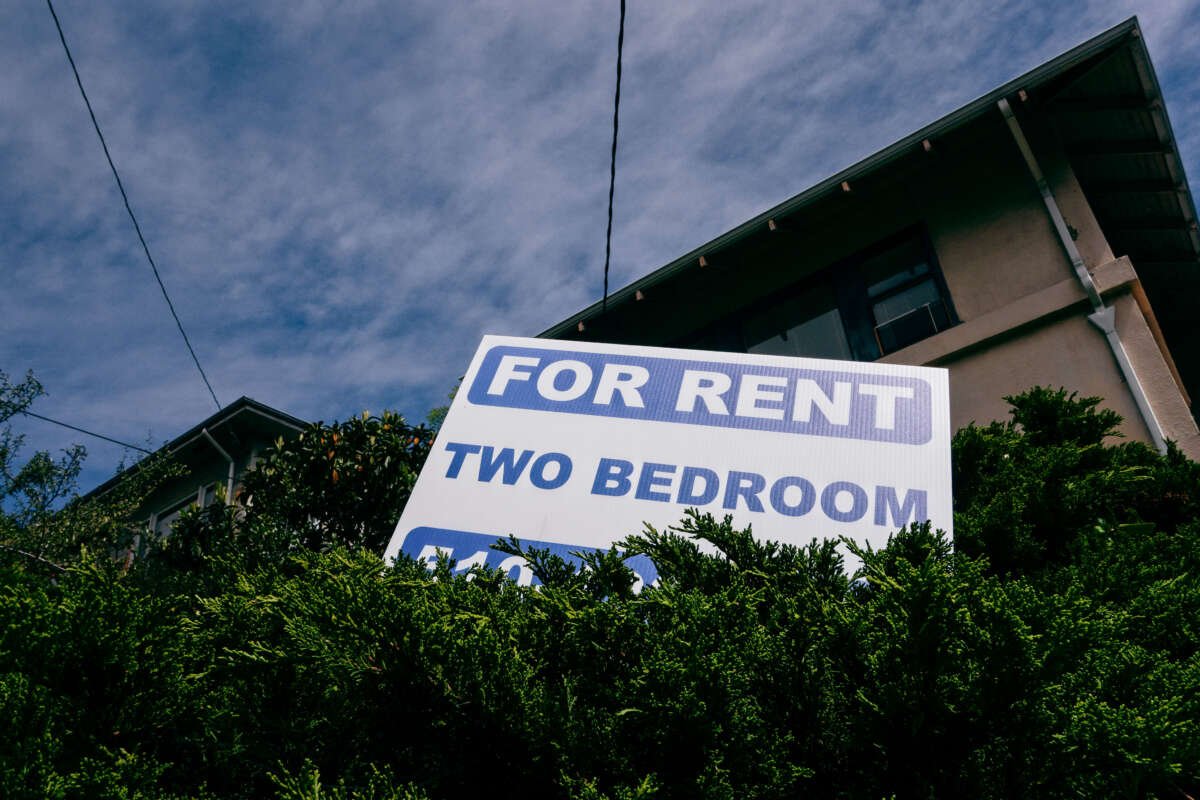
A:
[45,0,221,411]
[601,0,625,313]
[19,410,153,454]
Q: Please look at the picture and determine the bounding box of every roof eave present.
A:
[80,397,308,501]
[1125,26,1200,256]
[539,16,1143,339]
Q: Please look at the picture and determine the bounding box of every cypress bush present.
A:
[1,388,1198,798]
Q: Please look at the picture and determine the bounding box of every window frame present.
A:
[673,224,957,361]
[146,482,219,540]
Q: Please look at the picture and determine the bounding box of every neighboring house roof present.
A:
[82,396,307,502]
[539,17,1200,399]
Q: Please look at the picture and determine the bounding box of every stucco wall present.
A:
[879,255,1200,457]
[759,113,1087,327]
[1108,288,1200,455]
[935,310,1151,442]
[555,108,1197,455]
[601,112,1110,347]
[917,114,1116,324]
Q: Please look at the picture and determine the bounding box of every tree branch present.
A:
[0,542,67,573]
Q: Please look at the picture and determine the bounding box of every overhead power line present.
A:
[601,0,626,313]
[45,0,221,411]
[19,410,153,454]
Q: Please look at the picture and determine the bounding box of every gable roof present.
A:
[539,17,1200,398]
[82,396,307,501]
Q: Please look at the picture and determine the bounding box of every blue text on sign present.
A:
[400,527,659,589]
[467,345,932,444]
[590,456,926,527]
[439,441,928,528]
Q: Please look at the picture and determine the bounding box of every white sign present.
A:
[384,335,952,586]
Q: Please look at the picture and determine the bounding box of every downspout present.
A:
[998,98,1168,454]
[201,427,236,505]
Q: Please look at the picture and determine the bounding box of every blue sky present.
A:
[3,0,1199,495]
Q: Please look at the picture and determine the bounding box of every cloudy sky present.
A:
[3,0,1199,494]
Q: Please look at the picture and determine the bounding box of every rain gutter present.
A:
[201,427,236,505]
[998,97,1167,453]
[540,18,1140,338]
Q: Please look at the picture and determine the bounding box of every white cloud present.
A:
[2,0,1198,494]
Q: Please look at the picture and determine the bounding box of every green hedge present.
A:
[1,389,1198,799]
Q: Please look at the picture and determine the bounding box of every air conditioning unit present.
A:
[874,301,949,354]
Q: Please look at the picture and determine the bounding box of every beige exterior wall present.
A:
[650,114,1119,342]
[916,116,1113,323]
[801,116,1082,321]
[567,112,1199,457]
[1103,276,1200,455]
[880,254,1200,458]
[912,309,1152,443]
[878,116,1199,457]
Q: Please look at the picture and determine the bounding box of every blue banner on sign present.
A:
[399,527,660,588]
[467,345,932,445]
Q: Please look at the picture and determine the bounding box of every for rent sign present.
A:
[383,335,951,587]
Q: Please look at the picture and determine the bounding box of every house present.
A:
[84,396,307,538]
[540,17,1200,459]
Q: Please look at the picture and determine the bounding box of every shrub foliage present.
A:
[2,388,1199,798]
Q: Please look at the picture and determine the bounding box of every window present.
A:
[679,226,955,361]
[152,497,189,539]
[150,483,219,539]
[860,235,952,355]
[743,283,853,360]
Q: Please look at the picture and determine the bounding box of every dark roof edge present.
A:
[539,16,1142,339]
[167,396,308,453]
[1128,25,1200,255]
[81,397,308,501]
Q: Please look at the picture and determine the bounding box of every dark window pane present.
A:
[872,278,941,325]
[875,297,949,353]
[862,237,929,296]
[743,283,853,360]
[680,227,953,362]
[860,232,952,354]
[683,322,743,353]
[748,307,853,360]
